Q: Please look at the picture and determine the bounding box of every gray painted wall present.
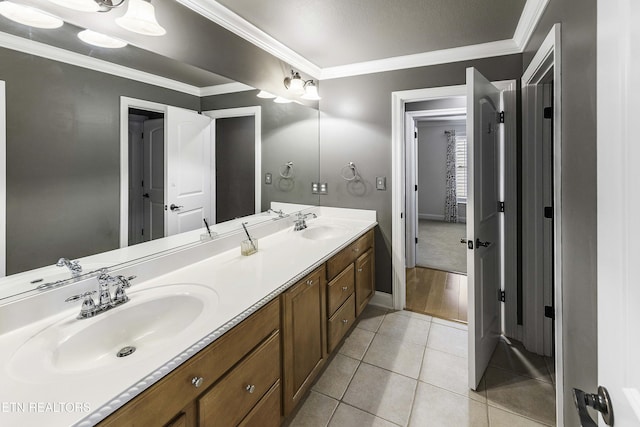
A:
[416,122,466,220]
[201,91,320,210]
[1,47,199,274]
[523,1,597,425]
[318,54,523,293]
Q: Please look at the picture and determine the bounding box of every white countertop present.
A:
[0,207,376,427]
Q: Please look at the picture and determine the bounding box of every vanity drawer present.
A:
[327,263,354,316]
[238,380,282,427]
[98,298,280,427]
[327,230,374,280]
[199,331,280,426]
[327,294,356,353]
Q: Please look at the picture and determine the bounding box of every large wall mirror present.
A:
[0,14,320,300]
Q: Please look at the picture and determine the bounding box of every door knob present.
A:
[573,386,614,426]
[475,238,492,248]
[170,204,183,211]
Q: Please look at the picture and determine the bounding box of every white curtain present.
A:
[444,130,458,222]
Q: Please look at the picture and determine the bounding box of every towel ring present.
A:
[341,162,359,181]
[279,161,294,178]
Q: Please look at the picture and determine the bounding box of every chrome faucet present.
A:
[56,257,83,277]
[293,212,317,231]
[65,269,136,319]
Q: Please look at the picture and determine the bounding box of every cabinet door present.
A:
[281,267,327,416]
[355,248,374,316]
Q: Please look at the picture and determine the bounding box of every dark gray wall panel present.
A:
[1,47,199,274]
[215,116,256,223]
[318,54,522,293]
[523,1,597,425]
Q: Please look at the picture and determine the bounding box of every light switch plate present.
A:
[265,173,272,184]
[376,176,387,190]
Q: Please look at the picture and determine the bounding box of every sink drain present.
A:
[116,346,136,358]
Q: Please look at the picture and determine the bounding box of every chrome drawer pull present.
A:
[192,377,204,388]
[342,286,348,291]
[357,268,363,272]
[306,279,314,286]
[342,319,348,324]
[246,384,256,394]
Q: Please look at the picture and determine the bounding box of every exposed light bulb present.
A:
[301,82,321,100]
[78,29,127,48]
[0,1,63,29]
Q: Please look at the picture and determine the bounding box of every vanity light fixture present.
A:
[283,70,321,101]
[0,1,63,28]
[115,0,166,36]
[78,29,127,48]
[46,0,166,36]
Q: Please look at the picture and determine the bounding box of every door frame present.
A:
[119,97,168,248]
[0,81,5,277]
[202,106,261,223]
[404,107,466,268]
[521,23,563,423]
[391,81,517,318]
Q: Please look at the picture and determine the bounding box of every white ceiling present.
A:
[214,0,527,68]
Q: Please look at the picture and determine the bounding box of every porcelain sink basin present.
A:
[8,283,219,383]
[301,224,351,241]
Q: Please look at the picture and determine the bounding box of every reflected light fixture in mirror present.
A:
[0,1,63,28]
[46,0,102,12]
[274,96,293,104]
[78,29,127,48]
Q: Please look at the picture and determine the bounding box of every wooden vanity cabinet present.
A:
[98,298,281,427]
[280,265,327,417]
[355,247,375,316]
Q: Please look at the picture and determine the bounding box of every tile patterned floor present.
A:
[287,306,556,427]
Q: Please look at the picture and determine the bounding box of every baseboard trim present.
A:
[419,213,444,221]
[369,291,394,309]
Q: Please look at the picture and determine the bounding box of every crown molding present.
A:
[176,0,548,81]
[174,0,321,79]
[199,82,254,97]
[513,0,551,50]
[320,39,520,80]
[0,31,203,96]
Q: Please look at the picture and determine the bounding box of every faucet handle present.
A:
[65,291,96,303]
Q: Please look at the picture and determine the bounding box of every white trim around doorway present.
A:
[521,23,563,424]
[119,97,169,248]
[0,81,5,277]
[202,106,262,221]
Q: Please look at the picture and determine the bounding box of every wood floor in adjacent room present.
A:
[406,267,468,323]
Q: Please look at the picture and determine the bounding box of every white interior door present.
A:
[165,106,211,236]
[143,118,165,241]
[466,67,502,389]
[595,0,640,425]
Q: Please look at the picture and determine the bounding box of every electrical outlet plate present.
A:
[265,173,272,184]
[376,176,386,190]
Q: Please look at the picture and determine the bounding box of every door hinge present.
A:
[544,305,554,319]
[497,111,505,123]
[544,206,553,219]
[414,131,418,139]
[498,290,506,302]
[415,184,418,191]
[544,107,554,119]
[141,228,144,236]
[400,212,403,219]
[415,237,418,244]
[498,201,505,212]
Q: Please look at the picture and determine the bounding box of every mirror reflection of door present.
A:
[215,116,256,223]
[128,109,165,245]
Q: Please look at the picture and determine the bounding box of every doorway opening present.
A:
[404,98,468,323]
[127,108,165,246]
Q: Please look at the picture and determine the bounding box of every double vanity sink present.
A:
[0,207,376,427]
